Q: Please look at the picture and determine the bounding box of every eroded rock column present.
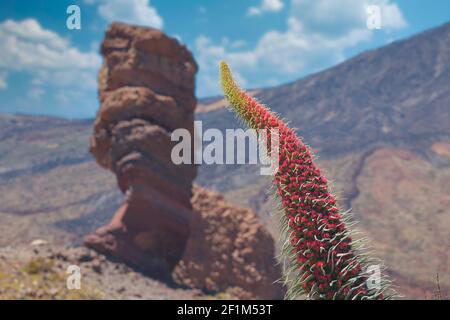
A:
[85,23,198,277]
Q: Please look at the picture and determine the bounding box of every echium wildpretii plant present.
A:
[219,61,396,300]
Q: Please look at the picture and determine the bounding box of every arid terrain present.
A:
[0,244,209,300]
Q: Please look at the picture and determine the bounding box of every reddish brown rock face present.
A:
[85,23,284,298]
[174,185,285,299]
[85,22,198,277]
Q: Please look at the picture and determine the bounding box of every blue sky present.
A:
[0,0,449,118]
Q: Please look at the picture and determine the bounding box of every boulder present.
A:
[173,185,285,299]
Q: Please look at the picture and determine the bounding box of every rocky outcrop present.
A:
[84,22,284,298]
[174,185,285,299]
[85,23,198,277]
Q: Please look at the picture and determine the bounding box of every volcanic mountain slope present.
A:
[196,22,450,298]
[0,114,121,246]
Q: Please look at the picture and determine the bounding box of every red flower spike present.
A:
[220,61,394,300]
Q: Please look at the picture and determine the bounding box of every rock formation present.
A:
[85,22,284,299]
[174,185,284,299]
[85,22,198,277]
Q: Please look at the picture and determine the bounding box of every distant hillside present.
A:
[0,114,121,246]
[200,22,450,153]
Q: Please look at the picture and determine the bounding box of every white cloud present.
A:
[0,72,7,90]
[377,1,407,29]
[196,36,252,95]
[290,0,406,35]
[0,18,100,110]
[196,0,407,97]
[195,19,369,96]
[29,87,45,100]
[0,19,100,71]
[248,0,284,16]
[95,0,163,29]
